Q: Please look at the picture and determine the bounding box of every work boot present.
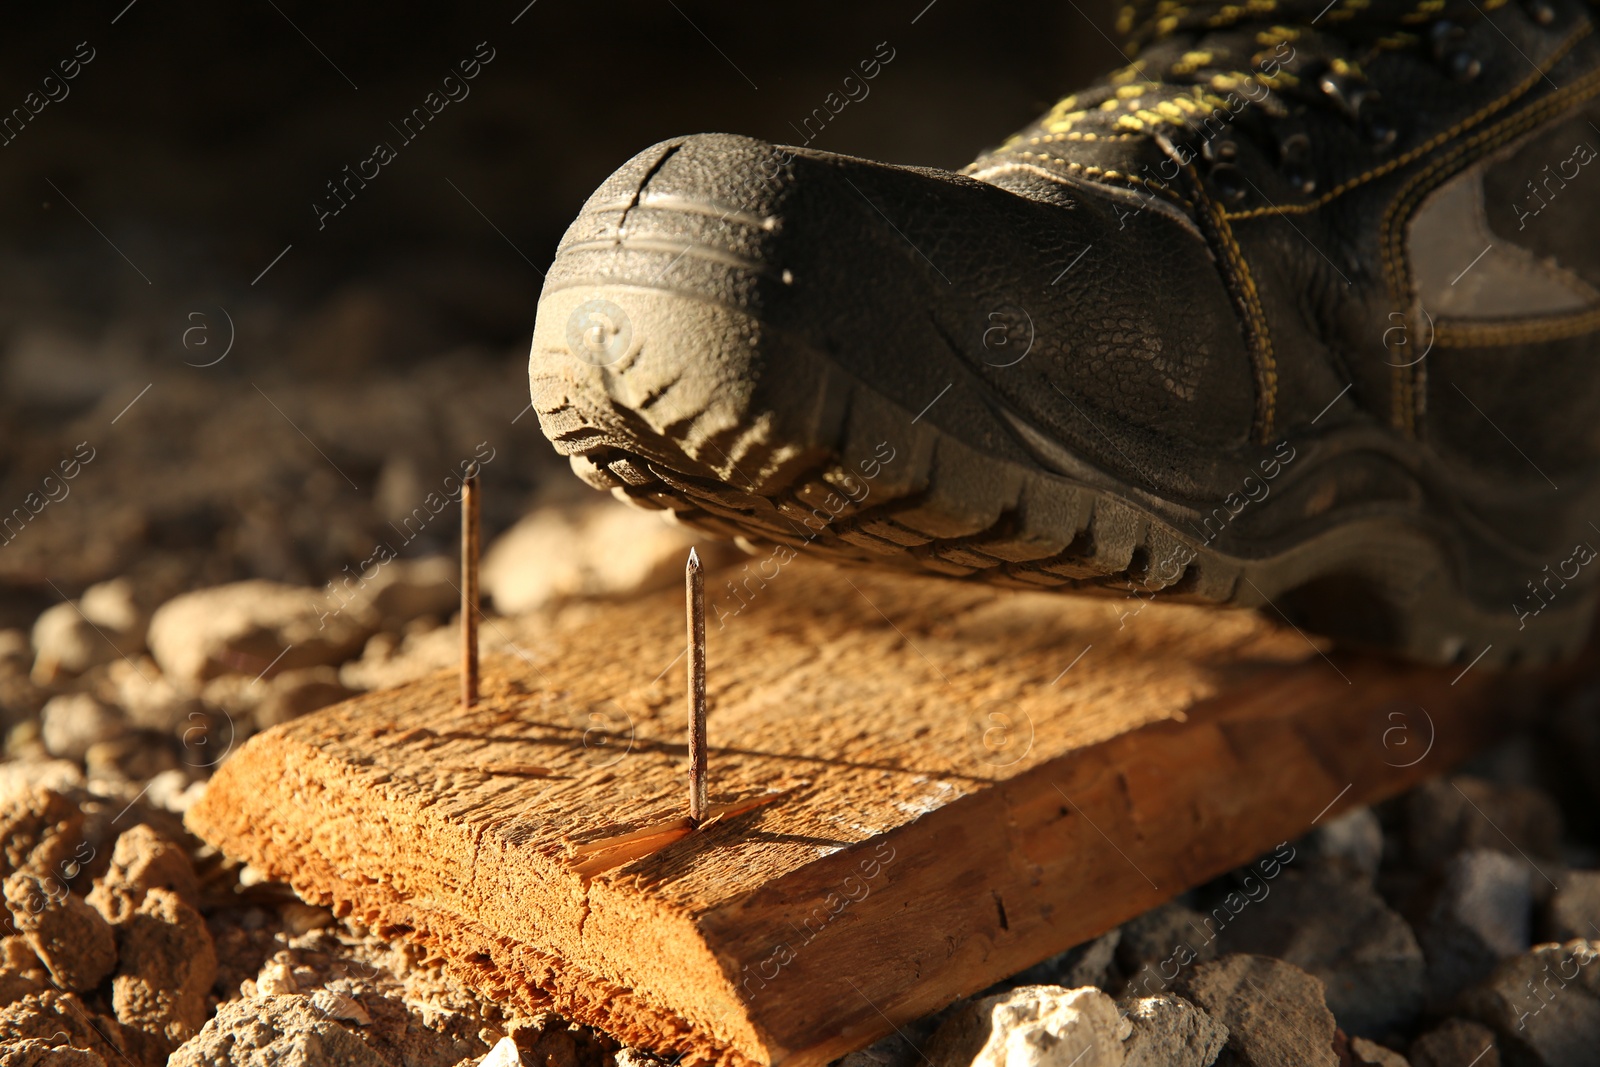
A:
[529,0,1600,665]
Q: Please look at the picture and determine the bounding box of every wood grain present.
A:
[187,557,1566,1067]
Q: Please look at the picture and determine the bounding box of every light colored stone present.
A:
[79,578,146,639]
[147,579,378,693]
[168,993,389,1067]
[1175,955,1338,1067]
[39,693,126,761]
[256,960,298,996]
[30,602,113,683]
[480,1036,522,1066]
[0,759,85,796]
[27,580,148,683]
[482,501,727,614]
[144,769,206,815]
[1120,994,1227,1067]
[282,902,333,936]
[927,985,1131,1067]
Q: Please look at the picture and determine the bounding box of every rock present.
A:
[1344,1035,1409,1066]
[73,793,189,889]
[0,936,47,1008]
[143,769,206,815]
[30,602,114,683]
[28,581,148,682]
[311,988,372,1026]
[1460,940,1600,1067]
[1215,870,1425,1036]
[110,658,205,735]
[1006,929,1122,992]
[85,735,179,785]
[1406,777,1563,872]
[611,1049,662,1067]
[925,985,1131,1067]
[255,960,298,996]
[1120,994,1227,1067]
[1542,870,1600,943]
[1408,1019,1500,1067]
[0,990,130,1066]
[2,873,116,991]
[111,887,217,1052]
[1174,955,1338,1067]
[0,786,84,882]
[614,1050,666,1067]
[146,579,378,693]
[481,1036,522,1066]
[282,902,333,936]
[0,760,84,796]
[483,501,726,614]
[0,631,28,668]
[1418,850,1533,1005]
[0,1040,108,1066]
[253,665,357,729]
[86,824,199,924]
[358,554,459,628]
[0,676,46,734]
[1116,902,1219,997]
[39,693,127,761]
[339,622,456,690]
[80,578,148,645]
[1298,807,1384,884]
[168,993,389,1067]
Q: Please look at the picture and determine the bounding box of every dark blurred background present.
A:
[0,1,1119,624]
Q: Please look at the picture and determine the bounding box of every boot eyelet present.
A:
[1524,0,1556,25]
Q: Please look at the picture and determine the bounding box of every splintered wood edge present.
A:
[186,646,1570,1067]
[188,724,760,1062]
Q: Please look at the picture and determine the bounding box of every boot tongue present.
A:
[1117,0,1477,50]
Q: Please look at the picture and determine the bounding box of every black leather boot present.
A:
[529,0,1600,665]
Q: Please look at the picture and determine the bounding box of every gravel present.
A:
[0,493,1596,1067]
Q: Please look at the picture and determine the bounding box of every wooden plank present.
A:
[186,557,1567,1067]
